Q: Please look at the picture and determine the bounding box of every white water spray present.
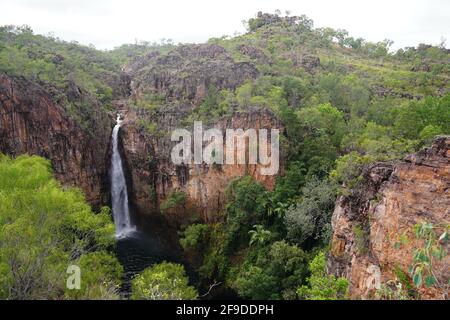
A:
[111,114,135,238]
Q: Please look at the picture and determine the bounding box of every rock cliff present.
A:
[120,106,282,225]
[0,73,112,207]
[328,136,450,299]
[0,42,282,226]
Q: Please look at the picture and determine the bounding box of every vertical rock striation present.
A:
[0,73,112,207]
[329,136,450,299]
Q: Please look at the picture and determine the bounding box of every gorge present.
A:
[0,12,449,300]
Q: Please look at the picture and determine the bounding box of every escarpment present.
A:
[0,73,112,207]
[328,136,450,300]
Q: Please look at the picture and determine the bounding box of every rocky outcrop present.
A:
[126,44,258,104]
[0,73,112,207]
[328,136,450,300]
[238,44,272,65]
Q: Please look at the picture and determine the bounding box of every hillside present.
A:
[0,12,449,300]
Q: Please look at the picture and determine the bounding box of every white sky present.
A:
[1,0,449,50]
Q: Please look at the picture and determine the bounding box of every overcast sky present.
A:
[1,0,449,50]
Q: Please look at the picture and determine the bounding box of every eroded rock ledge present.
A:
[328,136,450,299]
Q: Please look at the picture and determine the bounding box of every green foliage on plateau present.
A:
[0,25,121,105]
[108,39,175,65]
[131,262,198,300]
[0,155,120,300]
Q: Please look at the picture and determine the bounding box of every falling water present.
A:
[111,114,135,238]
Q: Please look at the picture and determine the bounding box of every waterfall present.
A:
[111,114,135,238]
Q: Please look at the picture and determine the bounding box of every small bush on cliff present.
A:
[297,251,349,300]
[330,152,374,193]
[180,224,210,251]
[131,262,198,300]
[160,191,187,212]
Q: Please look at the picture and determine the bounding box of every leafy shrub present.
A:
[297,252,349,300]
[160,191,187,212]
[285,178,337,246]
[65,252,123,300]
[180,224,209,251]
[233,241,308,300]
[409,222,449,290]
[131,262,198,300]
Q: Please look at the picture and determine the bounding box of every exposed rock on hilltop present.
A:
[126,44,258,104]
[329,136,450,300]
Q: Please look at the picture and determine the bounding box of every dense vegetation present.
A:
[0,155,121,299]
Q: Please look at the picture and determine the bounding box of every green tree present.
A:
[131,262,198,300]
[394,95,450,141]
[297,252,349,300]
[249,225,272,247]
[180,224,209,251]
[285,178,337,246]
[0,155,118,300]
[65,252,123,300]
[233,266,279,300]
[233,241,308,300]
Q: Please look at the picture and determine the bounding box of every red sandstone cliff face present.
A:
[120,106,283,225]
[328,136,450,300]
[0,74,112,207]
